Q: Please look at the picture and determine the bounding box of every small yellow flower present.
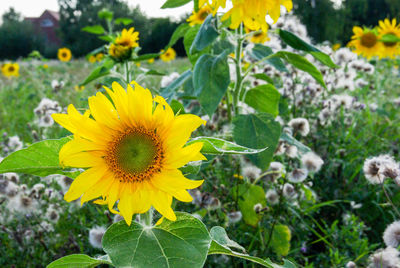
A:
[136,62,141,67]
[43,64,49,69]
[96,53,104,62]
[1,63,19,77]
[88,55,97,63]
[378,18,400,59]
[187,5,212,26]
[74,85,85,92]
[332,43,341,51]
[233,174,244,180]
[58,48,72,62]
[52,81,206,225]
[160,47,176,62]
[147,58,155,64]
[348,26,383,59]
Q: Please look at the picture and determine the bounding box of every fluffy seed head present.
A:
[241,164,261,181]
[301,152,324,173]
[383,221,400,248]
[227,211,242,224]
[368,247,400,268]
[288,168,308,183]
[288,118,310,136]
[266,189,279,205]
[89,226,106,249]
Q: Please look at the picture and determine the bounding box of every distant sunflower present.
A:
[52,81,206,225]
[348,27,382,59]
[187,5,212,26]
[378,18,400,59]
[109,28,139,61]
[58,48,72,62]
[1,63,19,77]
[96,53,104,62]
[160,47,176,62]
[88,55,96,63]
[246,27,270,43]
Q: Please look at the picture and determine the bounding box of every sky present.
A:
[0,0,193,19]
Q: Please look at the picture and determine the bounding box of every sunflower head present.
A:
[1,63,19,77]
[96,53,104,61]
[160,47,176,62]
[109,43,131,61]
[52,81,206,225]
[88,55,97,63]
[58,48,72,62]
[115,27,139,48]
[348,26,383,59]
[246,27,270,44]
[187,5,212,26]
[378,18,400,59]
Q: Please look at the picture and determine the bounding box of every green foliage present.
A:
[190,15,219,53]
[47,254,112,268]
[270,225,291,256]
[161,0,192,8]
[102,212,211,268]
[244,84,281,116]
[187,137,268,155]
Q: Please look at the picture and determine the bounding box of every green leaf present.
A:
[81,25,105,35]
[251,44,288,72]
[231,184,266,226]
[190,15,219,53]
[252,73,274,84]
[114,17,133,25]
[180,161,202,175]
[187,137,268,155]
[170,99,186,115]
[194,0,200,11]
[98,9,113,21]
[166,23,191,49]
[245,84,280,116]
[161,70,192,101]
[270,225,291,256]
[161,0,192,8]
[0,137,79,178]
[184,24,208,64]
[210,226,245,253]
[233,113,281,170]
[193,52,230,116]
[381,34,400,43]
[133,53,161,62]
[145,70,165,76]
[280,132,311,155]
[47,254,112,268]
[278,29,337,68]
[102,212,211,268]
[98,35,114,42]
[81,59,115,86]
[272,51,326,88]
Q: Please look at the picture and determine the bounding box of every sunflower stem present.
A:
[140,209,153,227]
[232,24,244,115]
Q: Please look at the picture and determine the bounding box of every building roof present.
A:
[24,10,60,21]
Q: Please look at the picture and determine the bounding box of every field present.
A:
[1,1,400,268]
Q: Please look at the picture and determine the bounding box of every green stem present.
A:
[232,24,244,115]
[381,183,400,218]
[125,61,130,84]
[140,209,153,227]
[225,91,232,122]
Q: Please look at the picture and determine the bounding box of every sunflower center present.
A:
[360,33,377,48]
[62,52,67,57]
[8,66,14,72]
[105,127,164,183]
[199,10,209,20]
[383,32,397,47]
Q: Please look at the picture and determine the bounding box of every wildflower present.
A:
[58,48,72,62]
[283,183,296,199]
[43,64,49,69]
[1,62,19,77]
[332,43,341,51]
[241,164,261,181]
[3,172,19,184]
[363,155,397,184]
[227,211,242,224]
[38,114,54,127]
[147,58,155,64]
[253,203,263,213]
[187,5,212,26]
[288,168,308,183]
[8,194,36,213]
[266,189,279,205]
[288,118,310,136]
[383,221,400,248]
[51,79,65,91]
[285,145,298,158]
[88,55,96,63]
[378,18,400,59]
[45,208,60,223]
[89,226,106,249]
[301,152,324,173]
[368,247,400,268]
[7,136,23,151]
[52,81,206,225]
[348,27,382,59]
[96,53,104,61]
[160,47,176,62]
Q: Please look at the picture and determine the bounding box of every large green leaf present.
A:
[183,25,204,64]
[81,25,105,35]
[250,44,288,72]
[270,225,292,256]
[161,70,192,101]
[245,84,280,116]
[231,184,266,226]
[102,212,211,268]
[0,137,79,178]
[272,51,326,88]
[190,15,219,53]
[187,137,267,155]
[233,113,281,170]
[278,29,336,68]
[161,0,192,8]
[47,254,112,268]
[81,59,115,86]
[114,17,133,25]
[193,52,230,116]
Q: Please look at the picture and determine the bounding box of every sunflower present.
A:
[332,43,341,51]
[378,18,400,59]
[187,5,212,26]
[88,55,96,63]
[58,48,72,62]
[109,28,139,61]
[348,27,383,59]
[1,63,19,77]
[96,53,104,62]
[147,58,155,64]
[160,47,176,62]
[52,81,206,225]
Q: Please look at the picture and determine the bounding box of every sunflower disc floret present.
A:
[52,81,206,225]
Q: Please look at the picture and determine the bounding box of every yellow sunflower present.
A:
[160,47,176,62]
[74,85,85,92]
[348,27,382,59]
[96,53,104,62]
[187,5,212,26]
[52,81,206,225]
[109,28,139,61]
[147,58,155,64]
[246,28,270,43]
[1,63,19,77]
[378,18,400,59]
[58,48,72,62]
[332,43,341,51]
[88,55,96,63]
